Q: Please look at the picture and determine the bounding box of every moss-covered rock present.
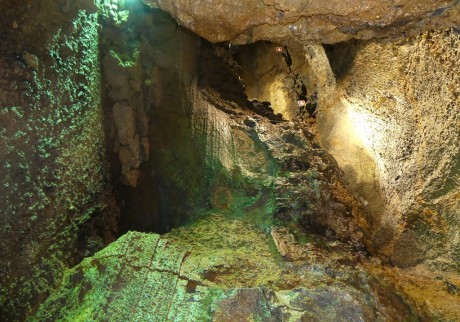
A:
[0,1,116,319]
[33,217,415,321]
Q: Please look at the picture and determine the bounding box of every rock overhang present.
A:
[142,0,460,45]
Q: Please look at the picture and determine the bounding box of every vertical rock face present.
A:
[100,4,152,188]
[0,1,117,320]
[105,5,367,244]
[137,2,460,277]
[112,102,142,187]
[234,42,316,121]
[316,30,460,271]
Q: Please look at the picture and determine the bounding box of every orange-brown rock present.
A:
[143,0,460,45]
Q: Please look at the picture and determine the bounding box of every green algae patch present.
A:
[31,231,242,322]
[31,221,418,321]
[32,232,181,321]
[0,7,114,320]
[165,214,288,289]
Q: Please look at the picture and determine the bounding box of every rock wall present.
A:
[317,30,460,271]
[100,7,204,232]
[100,1,151,188]
[140,0,460,275]
[0,1,117,319]
[234,42,316,121]
[2,1,460,320]
[107,7,365,243]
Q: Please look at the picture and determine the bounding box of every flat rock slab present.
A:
[31,219,417,321]
[31,231,279,321]
[30,232,203,321]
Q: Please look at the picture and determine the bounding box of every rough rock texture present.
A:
[0,1,120,320]
[194,87,369,245]
[365,263,460,321]
[110,6,367,246]
[100,2,151,188]
[32,217,423,321]
[234,42,316,121]
[234,41,337,122]
[317,29,460,271]
[142,0,460,45]
[3,1,460,321]
[108,7,204,232]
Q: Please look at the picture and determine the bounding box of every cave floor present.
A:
[31,215,460,321]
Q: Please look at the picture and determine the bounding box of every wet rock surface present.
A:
[143,0,460,45]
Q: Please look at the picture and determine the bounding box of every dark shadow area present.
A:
[324,40,359,80]
[98,6,190,235]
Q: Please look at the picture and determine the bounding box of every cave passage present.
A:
[104,5,325,236]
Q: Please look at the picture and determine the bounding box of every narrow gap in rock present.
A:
[324,40,358,80]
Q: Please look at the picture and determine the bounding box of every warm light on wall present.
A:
[342,98,389,172]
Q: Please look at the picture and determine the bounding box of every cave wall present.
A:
[0,1,117,319]
[2,0,459,320]
[234,42,315,121]
[138,0,460,272]
[317,30,460,270]
[99,7,207,232]
[104,7,367,243]
[108,10,284,231]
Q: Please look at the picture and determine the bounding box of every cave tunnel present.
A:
[1,0,460,320]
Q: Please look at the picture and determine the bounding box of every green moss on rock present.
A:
[0,6,111,321]
[32,217,414,321]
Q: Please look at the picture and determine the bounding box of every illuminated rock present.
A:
[142,0,460,45]
[32,218,418,321]
[316,29,460,271]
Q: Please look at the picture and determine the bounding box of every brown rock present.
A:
[270,227,306,261]
[390,232,425,268]
[113,102,136,145]
[316,30,460,269]
[143,0,460,45]
[118,136,141,173]
[122,169,141,187]
[140,137,150,162]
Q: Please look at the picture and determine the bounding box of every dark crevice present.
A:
[282,46,292,70]
[324,39,358,80]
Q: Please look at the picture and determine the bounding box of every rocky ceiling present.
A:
[142,0,460,45]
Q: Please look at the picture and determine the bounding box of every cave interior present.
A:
[1,0,460,321]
